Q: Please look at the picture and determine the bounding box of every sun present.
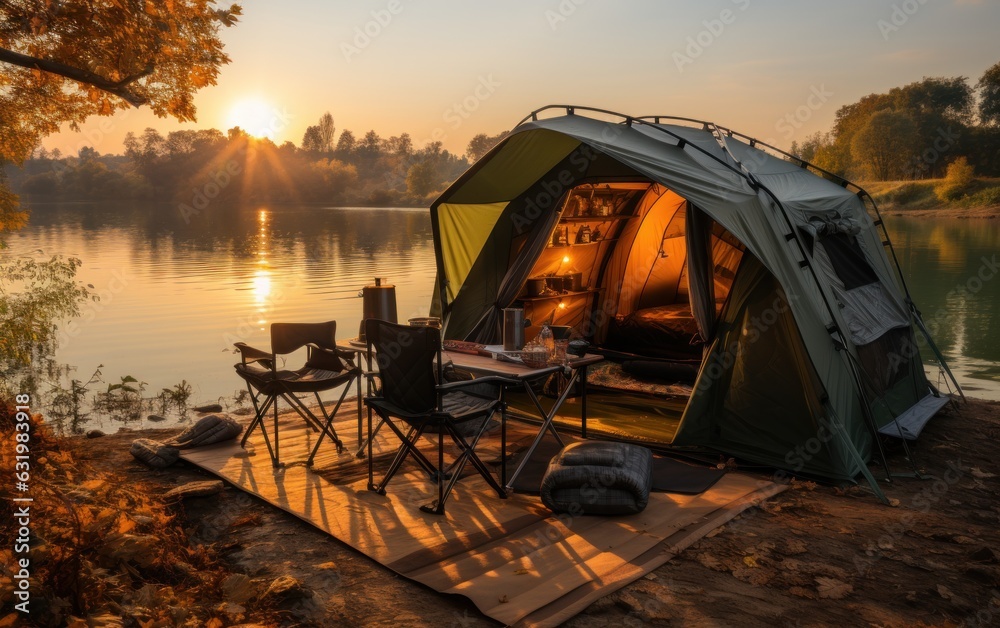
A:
[226,98,278,139]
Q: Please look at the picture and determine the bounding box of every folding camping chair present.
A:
[234,321,360,467]
[363,319,513,514]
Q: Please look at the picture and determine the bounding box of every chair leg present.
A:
[367,404,375,491]
[306,385,351,466]
[273,391,281,467]
[242,388,278,467]
[422,411,504,514]
[420,427,448,515]
[371,422,423,495]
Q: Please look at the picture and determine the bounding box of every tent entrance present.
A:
[506,183,746,443]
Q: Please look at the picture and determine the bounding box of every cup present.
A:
[553,339,569,365]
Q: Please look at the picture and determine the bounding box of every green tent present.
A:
[429,106,958,494]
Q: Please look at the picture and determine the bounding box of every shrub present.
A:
[958,186,1000,208]
[935,157,975,203]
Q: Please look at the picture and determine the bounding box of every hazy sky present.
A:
[44,0,1000,157]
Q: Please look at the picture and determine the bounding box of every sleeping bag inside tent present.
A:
[429,108,955,485]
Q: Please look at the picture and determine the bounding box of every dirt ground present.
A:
[67,396,1000,627]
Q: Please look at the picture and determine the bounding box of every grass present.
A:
[864,177,1000,211]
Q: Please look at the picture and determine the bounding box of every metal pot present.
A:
[563,272,583,292]
[546,275,565,292]
[526,277,547,297]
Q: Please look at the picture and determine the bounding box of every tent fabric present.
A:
[428,110,949,485]
[437,202,508,302]
[684,204,716,341]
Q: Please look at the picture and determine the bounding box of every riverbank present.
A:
[15,395,998,626]
[866,177,1000,217]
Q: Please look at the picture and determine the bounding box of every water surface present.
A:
[6,204,999,431]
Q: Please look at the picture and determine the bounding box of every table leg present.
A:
[580,365,588,439]
[500,386,507,489]
[505,371,581,491]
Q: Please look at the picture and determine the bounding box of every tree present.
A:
[850,110,919,181]
[978,61,1000,126]
[466,131,508,162]
[406,160,438,197]
[335,130,357,155]
[0,0,242,241]
[359,130,382,156]
[302,125,324,152]
[318,112,336,153]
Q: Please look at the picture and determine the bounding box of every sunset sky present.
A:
[44,0,1000,157]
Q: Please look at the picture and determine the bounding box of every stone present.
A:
[86,429,106,438]
[147,414,168,422]
[192,403,224,413]
[164,480,225,499]
[130,438,180,468]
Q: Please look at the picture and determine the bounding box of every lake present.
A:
[5,203,1000,430]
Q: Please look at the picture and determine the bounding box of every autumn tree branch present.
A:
[0,46,153,106]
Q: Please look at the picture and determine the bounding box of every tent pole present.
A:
[911,309,965,401]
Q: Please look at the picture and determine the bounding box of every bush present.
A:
[935,157,975,203]
[958,186,1000,208]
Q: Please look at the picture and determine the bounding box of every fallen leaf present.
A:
[513,569,529,575]
[743,555,759,568]
[971,467,996,479]
[888,498,901,507]
[784,539,807,555]
[816,577,853,599]
[697,553,725,571]
[938,584,955,600]
[789,586,816,599]
[733,567,772,586]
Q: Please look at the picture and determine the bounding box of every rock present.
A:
[86,429,106,438]
[193,403,224,413]
[164,480,224,499]
[166,414,242,448]
[147,414,168,422]
[130,438,180,468]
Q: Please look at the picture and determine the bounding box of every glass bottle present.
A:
[539,324,555,358]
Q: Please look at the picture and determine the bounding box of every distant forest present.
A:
[7,60,1000,209]
[5,114,508,207]
[790,60,1000,181]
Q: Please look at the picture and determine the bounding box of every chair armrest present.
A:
[234,342,273,366]
[437,375,520,393]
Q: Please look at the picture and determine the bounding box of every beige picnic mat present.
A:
[179,408,785,627]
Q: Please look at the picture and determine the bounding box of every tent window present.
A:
[821,233,879,290]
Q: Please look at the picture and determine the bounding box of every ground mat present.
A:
[179,405,785,627]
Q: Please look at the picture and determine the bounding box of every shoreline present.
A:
[881,205,1000,218]
[43,394,1000,626]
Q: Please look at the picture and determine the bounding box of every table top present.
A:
[338,338,602,379]
[444,350,603,379]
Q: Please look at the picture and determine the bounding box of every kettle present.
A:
[503,308,530,351]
